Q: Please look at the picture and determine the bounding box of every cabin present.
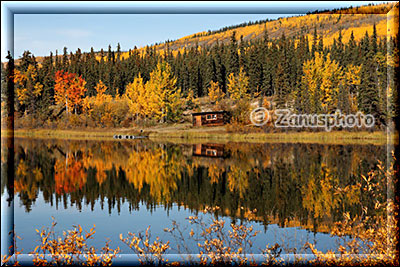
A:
[193,143,225,158]
[192,111,230,127]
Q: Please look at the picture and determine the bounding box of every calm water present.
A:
[1,138,386,255]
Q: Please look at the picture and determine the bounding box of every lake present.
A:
[1,138,387,256]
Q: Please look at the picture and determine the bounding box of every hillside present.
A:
[121,2,397,58]
[13,2,397,64]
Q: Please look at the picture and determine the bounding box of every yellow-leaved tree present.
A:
[125,74,147,122]
[125,62,183,123]
[94,80,108,100]
[208,81,225,104]
[185,89,200,111]
[14,65,43,114]
[300,52,362,114]
[226,67,251,124]
[227,67,250,101]
[301,52,343,113]
[82,80,130,127]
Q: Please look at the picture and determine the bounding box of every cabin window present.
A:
[206,114,217,120]
[206,149,217,156]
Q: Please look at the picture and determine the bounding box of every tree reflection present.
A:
[5,138,386,233]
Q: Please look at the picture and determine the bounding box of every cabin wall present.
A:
[193,144,225,157]
[193,113,228,126]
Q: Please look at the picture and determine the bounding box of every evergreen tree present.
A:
[62,47,69,70]
[358,31,380,124]
[345,31,358,65]
[371,23,378,54]
[248,46,263,94]
[274,63,290,108]
[55,50,61,70]
[38,53,56,115]
[227,31,239,76]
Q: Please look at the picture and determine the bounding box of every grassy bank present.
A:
[149,130,393,145]
[1,125,395,145]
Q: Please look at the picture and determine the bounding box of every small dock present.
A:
[113,135,148,140]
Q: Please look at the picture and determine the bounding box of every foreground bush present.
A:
[2,219,120,266]
[304,152,399,266]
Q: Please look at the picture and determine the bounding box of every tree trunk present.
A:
[66,96,69,115]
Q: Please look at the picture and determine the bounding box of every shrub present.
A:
[120,226,170,265]
[164,206,270,265]
[0,219,120,266]
[231,99,251,125]
[305,152,398,266]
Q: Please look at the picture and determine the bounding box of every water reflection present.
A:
[193,143,227,158]
[3,138,385,235]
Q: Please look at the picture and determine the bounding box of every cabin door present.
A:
[196,116,202,126]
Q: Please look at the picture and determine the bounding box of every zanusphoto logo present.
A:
[250,108,375,132]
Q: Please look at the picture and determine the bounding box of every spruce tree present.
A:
[62,47,68,70]
[358,31,380,124]
[274,63,290,108]
[227,31,239,76]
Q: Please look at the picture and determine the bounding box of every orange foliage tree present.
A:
[54,70,87,114]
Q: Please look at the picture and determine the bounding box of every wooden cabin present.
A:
[192,111,230,127]
[193,143,225,158]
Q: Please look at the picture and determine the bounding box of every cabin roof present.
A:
[191,111,228,116]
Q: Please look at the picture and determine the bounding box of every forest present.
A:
[1,3,398,131]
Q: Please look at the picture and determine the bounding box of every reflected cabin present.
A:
[193,143,225,158]
[192,111,230,126]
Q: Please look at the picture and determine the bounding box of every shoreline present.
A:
[1,127,395,145]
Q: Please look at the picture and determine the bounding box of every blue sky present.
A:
[14,14,289,57]
[11,1,390,59]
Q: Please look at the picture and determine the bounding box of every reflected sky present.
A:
[14,192,344,254]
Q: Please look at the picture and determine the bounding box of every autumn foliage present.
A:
[13,65,43,115]
[124,62,183,123]
[208,81,225,104]
[54,70,87,114]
